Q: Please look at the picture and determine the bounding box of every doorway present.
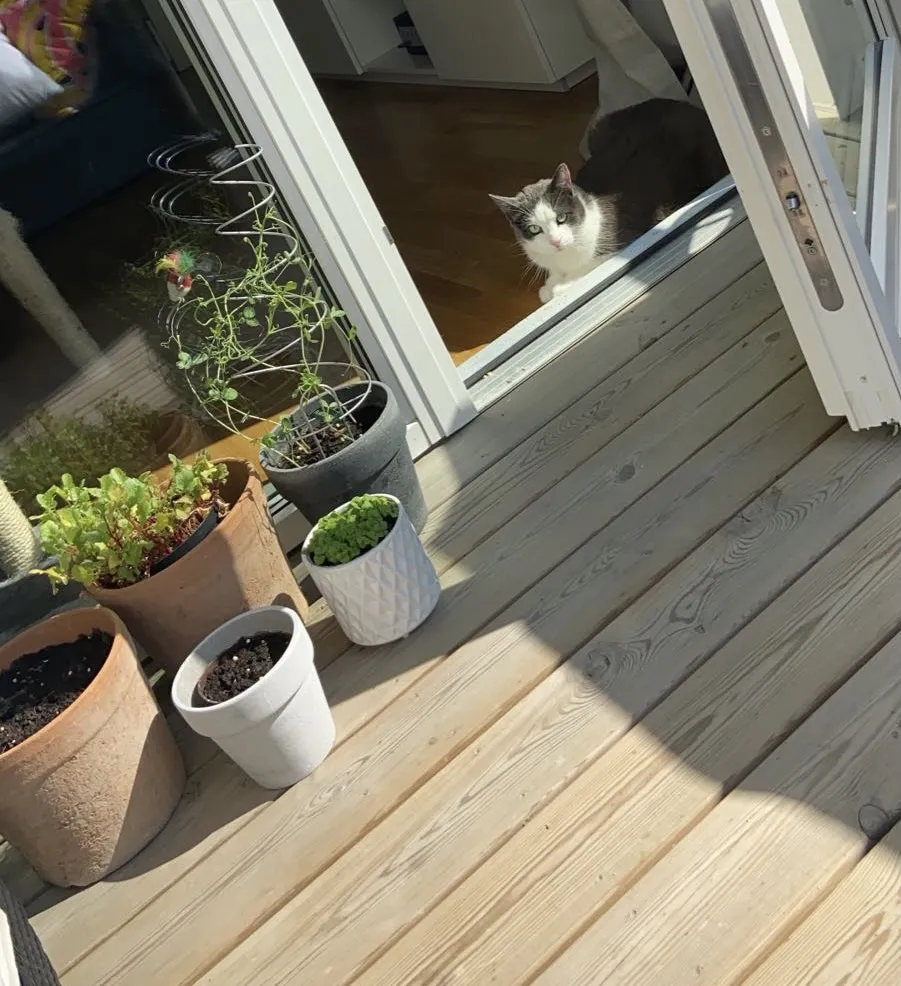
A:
[271,0,734,372]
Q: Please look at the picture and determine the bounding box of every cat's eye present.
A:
[525,224,541,235]
[556,214,568,224]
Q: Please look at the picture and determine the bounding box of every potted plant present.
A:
[302,493,440,646]
[0,606,185,887]
[171,605,335,789]
[0,478,80,646]
[35,453,308,675]
[160,207,428,531]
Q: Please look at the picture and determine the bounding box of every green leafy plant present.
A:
[305,494,398,567]
[2,399,163,514]
[35,453,228,591]
[161,207,362,470]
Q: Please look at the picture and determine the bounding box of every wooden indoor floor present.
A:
[320,78,598,364]
[3,216,901,985]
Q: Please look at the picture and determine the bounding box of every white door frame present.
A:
[661,0,901,428]
[173,0,476,455]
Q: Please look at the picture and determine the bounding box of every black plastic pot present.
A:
[149,508,219,576]
[260,380,428,532]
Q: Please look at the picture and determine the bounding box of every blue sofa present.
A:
[0,0,198,235]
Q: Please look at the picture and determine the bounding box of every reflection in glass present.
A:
[776,0,878,208]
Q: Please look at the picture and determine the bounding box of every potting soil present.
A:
[286,403,380,467]
[197,632,290,704]
[0,631,112,754]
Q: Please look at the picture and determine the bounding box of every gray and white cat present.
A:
[491,98,728,304]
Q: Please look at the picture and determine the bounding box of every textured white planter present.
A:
[171,606,335,789]
[303,496,441,646]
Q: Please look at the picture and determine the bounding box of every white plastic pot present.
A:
[303,495,441,647]
[171,606,335,789]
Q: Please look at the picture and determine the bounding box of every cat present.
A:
[490,98,728,304]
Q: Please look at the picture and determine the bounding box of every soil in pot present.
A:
[0,630,111,754]
[275,400,381,468]
[195,631,290,705]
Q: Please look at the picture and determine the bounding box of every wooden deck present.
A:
[4,214,901,985]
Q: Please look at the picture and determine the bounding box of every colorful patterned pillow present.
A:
[0,0,94,97]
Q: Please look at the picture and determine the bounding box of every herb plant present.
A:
[35,453,228,590]
[305,494,398,567]
[1,399,162,514]
[161,207,361,469]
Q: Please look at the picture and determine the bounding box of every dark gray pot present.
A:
[0,558,82,646]
[260,380,428,532]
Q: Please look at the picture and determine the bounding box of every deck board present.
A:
[16,221,901,986]
[531,626,901,986]
[740,816,901,986]
[196,424,901,986]
[47,367,830,986]
[371,478,901,986]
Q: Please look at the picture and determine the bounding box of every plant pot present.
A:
[171,606,335,789]
[303,495,440,646]
[260,380,428,532]
[0,554,82,647]
[149,410,207,469]
[0,607,185,887]
[89,459,308,677]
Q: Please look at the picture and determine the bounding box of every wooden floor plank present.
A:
[288,256,775,679]
[48,369,830,986]
[740,819,901,986]
[529,622,901,986]
[350,447,901,986]
[193,425,899,986]
[423,261,779,567]
[28,291,784,943]
[416,219,760,508]
[315,314,801,742]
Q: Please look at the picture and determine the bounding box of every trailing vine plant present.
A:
[154,141,370,470]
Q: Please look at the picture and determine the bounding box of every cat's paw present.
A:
[538,283,554,304]
[551,281,575,300]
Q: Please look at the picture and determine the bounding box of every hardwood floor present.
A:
[6,215,901,985]
[319,77,599,364]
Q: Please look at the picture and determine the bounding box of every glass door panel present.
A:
[774,0,879,206]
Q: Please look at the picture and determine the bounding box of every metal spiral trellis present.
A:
[144,134,372,465]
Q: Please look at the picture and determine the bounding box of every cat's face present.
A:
[490,163,586,267]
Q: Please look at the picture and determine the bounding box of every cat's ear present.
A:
[489,193,520,221]
[551,163,573,190]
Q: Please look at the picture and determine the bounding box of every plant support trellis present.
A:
[147,135,373,468]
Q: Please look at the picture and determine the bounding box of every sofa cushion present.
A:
[0,23,61,127]
[0,0,94,99]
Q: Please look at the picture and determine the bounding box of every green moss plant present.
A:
[305,494,398,567]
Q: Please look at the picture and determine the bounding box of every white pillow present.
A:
[0,26,63,127]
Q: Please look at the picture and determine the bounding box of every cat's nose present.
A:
[550,238,562,248]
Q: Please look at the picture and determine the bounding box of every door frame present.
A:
[661,0,901,428]
[174,0,476,456]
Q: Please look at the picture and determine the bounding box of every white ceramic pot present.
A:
[171,606,335,789]
[303,495,441,647]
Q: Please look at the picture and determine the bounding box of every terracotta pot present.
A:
[149,411,207,470]
[89,459,308,676]
[0,607,185,887]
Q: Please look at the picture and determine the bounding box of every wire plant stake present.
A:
[147,135,372,469]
